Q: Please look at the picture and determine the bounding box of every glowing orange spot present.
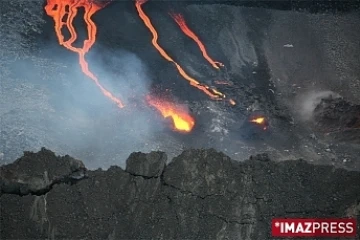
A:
[146,95,195,133]
[170,12,223,70]
[135,0,225,100]
[44,0,124,108]
[250,117,265,124]
[229,99,236,106]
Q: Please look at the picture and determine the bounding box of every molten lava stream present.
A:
[169,12,238,106]
[44,0,124,108]
[169,12,223,70]
[146,95,195,133]
[135,0,225,101]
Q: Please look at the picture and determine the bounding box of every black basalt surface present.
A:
[313,97,360,144]
[1,148,359,239]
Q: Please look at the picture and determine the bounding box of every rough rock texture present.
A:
[313,97,360,145]
[126,151,167,178]
[1,149,359,239]
[314,97,360,130]
[0,148,86,196]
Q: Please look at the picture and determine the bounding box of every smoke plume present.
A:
[295,90,341,122]
[1,41,169,169]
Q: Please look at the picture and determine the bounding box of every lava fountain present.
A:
[146,95,195,133]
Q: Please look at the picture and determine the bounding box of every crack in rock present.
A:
[0,148,87,196]
[1,148,360,240]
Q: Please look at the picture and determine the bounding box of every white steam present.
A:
[206,102,229,135]
[1,40,172,169]
[295,90,340,121]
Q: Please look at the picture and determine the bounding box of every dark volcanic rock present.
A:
[1,148,360,239]
[250,153,271,162]
[126,151,167,178]
[314,97,360,130]
[0,148,86,196]
[313,97,360,144]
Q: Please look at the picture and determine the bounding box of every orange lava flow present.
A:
[135,0,225,100]
[146,95,195,133]
[44,0,124,108]
[250,117,265,124]
[170,13,223,70]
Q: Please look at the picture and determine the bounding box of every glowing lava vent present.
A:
[250,116,268,130]
[250,117,265,124]
[146,95,195,133]
[44,0,124,108]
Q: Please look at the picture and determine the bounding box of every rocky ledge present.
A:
[1,148,359,239]
[314,97,360,144]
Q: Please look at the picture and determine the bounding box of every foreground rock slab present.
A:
[1,148,360,239]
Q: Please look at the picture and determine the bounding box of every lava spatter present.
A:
[250,117,265,124]
[250,116,268,130]
[169,12,223,70]
[135,0,225,101]
[44,0,124,108]
[229,99,236,106]
[146,95,195,133]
